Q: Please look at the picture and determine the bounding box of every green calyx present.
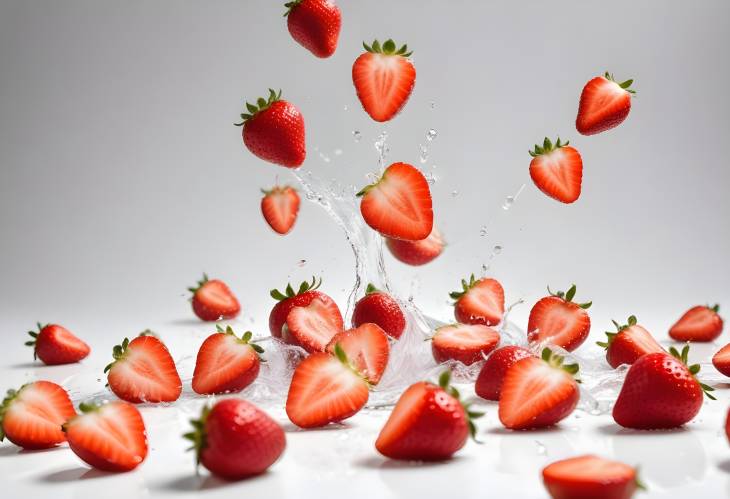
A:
[528,137,569,158]
[709,303,720,313]
[604,71,636,95]
[215,324,265,358]
[668,345,716,400]
[104,337,131,374]
[283,0,303,16]
[362,39,412,57]
[261,185,295,196]
[449,274,480,301]
[24,322,48,360]
[187,273,209,297]
[183,404,212,466]
[547,284,592,309]
[0,384,27,441]
[356,171,385,197]
[541,347,580,380]
[270,276,322,301]
[365,283,380,295]
[333,343,371,385]
[234,89,282,126]
[597,315,637,349]
[139,329,158,338]
[437,370,484,441]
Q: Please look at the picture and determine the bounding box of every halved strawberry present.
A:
[431,324,500,365]
[192,325,265,395]
[286,347,369,428]
[326,323,390,384]
[351,283,406,340]
[668,304,723,342]
[269,277,340,339]
[352,39,416,122]
[529,137,583,204]
[64,401,147,472]
[385,226,444,266]
[105,335,182,403]
[576,72,635,136]
[25,323,90,365]
[189,274,241,322]
[712,342,730,377]
[285,296,344,353]
[597,315,664,368]
[498,348,580,430]
[543,454,643,499]
[475,346,536,401]
[450,274,505,326]
[0,381,76,449]
[528,284,592,352]
[261,185,300,235]
[357,162,433,241]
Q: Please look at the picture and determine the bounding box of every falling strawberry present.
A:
[668,304,723,342]
[450,274,505,326]
[528,284,592,352]
[613,345,715,429]
[385,226,444,266]
[188,274,241,322]
[25,323,90,365]
[352,283,406,340]
[499,348,580,430]
[529,137,583,204]
[0,381,75,449]
[285,294,344,353]
[431,323,500,365]
[542,454,644,499]
[352,39,416,122]
[184,399,286,480]
[357,162,433,241]
[192,325,265,395]
[326,323,390,385]
[475,345,535,401]
[261,185,300,235]
[64,401,148,472]
[712,342,730,377]
[597,315,664,368]
[269,277,341,340]
[285,0,341,58]
[576,72,635,136]
[235,89,305,168]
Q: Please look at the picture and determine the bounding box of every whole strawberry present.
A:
[529,137,583,204]
[235,89,305,168]
[25,323,90,365]
[668,304,723,342]
[352,284,406,340]
[576,72,635,136]
[475,345,535,401]
[285,0,341,58]
[597,315,663,368]
[268,276,342,342]
[188,274,241,322]
[528,284,592,352]
[450,274,505,326]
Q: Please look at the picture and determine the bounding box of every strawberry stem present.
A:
[604,71,636,95]
[546,284,591,309]
[234,89,282,126]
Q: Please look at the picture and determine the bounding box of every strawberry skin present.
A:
[668,304,723,342]
[385,226,444,266]
[268,277,338,338]
[528,285,592,352]
[261,185,300,235]
[25,323,90,365]
[576,72,635,136]
[475,346,535,401]
[285,0,341,58]
[597,316,664,368]
[1,381,76,449]
[189,274,241,322]
[542,454,640,499]
[712,342,730,377]
[451,274,505,326]
[352,284,406,340]
[529,137,583,204]
[431,324,500,365]
[326,323,390,385]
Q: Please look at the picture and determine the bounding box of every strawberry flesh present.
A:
[192,330,261,395]
[285,296,344,353]
[261,185,300,235]
[326,323,390,385]
[431,324,500,365]
[543,454,639,499]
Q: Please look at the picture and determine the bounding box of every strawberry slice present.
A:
[286,348,369,428]
[450,274,505,326]
[0,381,76,450]
[261,185,300,235]
[25,323,90,365]
[326,323,390,385]
[597,315,664,368]
[713,342,730,377]
[284,295,344,353]
[576,72,635,136]
[529,137,583,204]
[542,454,643,499]
[189,274,241,322]
[357,162,433,241]
[431,324,500,365]
[528,284,592,352]
[352,39,416,122]
[668,304,723,342]
[385,226,444,266]
[64,401,148,472]
[475,346,536,401]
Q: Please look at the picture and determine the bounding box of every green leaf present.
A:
[565,284,576,302]
[242,331,253,343]
[270,289,287,301]
[628,315,637,325]
[541,348,552,362]
[372,39,381,53]
[246,102,257,114]
[438,370,451,389]
[382,39,396,53]
[285,283,295,297]
[334,343,348,365]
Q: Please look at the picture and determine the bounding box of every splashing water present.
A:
[503,183,526,210]
[418,128,437,164]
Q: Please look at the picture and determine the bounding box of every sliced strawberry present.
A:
[431,324,500,365]
[285,295,344,353]
[576,72,635,136]
[543,454,642,499]
[261,185,300,235]
[529,137,583,204]
[326,323,390,384]
[269,277,338,339]
[351,283,406,340]
[450,274,505,326]
[385,226,444,266]
[475,346,536,401]
[668,304,723,342]
[597,315,664,368]
[189,274,241,321]
[528,284,592,352]
[713,342,730,377]
[25,323,90,365]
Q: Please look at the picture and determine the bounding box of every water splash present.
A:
[503,183,526,210]
[418,128,437,164]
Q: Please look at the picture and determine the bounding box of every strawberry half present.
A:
[261,185,300,235]
[326,323,390,385]
[286,347,369,428]
[450,274,505,326]
[529,137,583,204]
[192,325,265,395]
[105,335,182,403]
[285,295,344,353]
[269,277,340,339]
[668,304,723,342]
[475,346,535,401]
[25,323,90,365]
[0,381,75,450]
[542,454,643,499]
[498,348,580,430]
[352,39,416,122]
[285,0,341,58]
[352,283,406,340]
[64,401,147,472]
[576,72,635,136]
[431,323,500,365]
[189,274,241,322]
[385,226,444,266]
[597,315,664,368]
[528,284,592,352]
[357,162,433,241]
[712,342,730,377]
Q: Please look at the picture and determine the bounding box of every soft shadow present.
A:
[7,362,45,369]
[164,318,210,327]
[0,446,20,457]
[41,467,117,482]
[354,455,465,470]
[718,459,730,474]
[161,472,269,492]
[281,422,353,433]
[596,423,690,436]
[486,425,563,435]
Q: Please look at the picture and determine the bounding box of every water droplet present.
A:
[424,172,437,185]
[492,245,503,255]
[419,144,428,164]
[426,129,437,142]
[305,191,317,201]
[451,190,459,197]
[297,259,307,267]
[535,440,547,456]
[318,151,331,163]
[343,105,348,111]
[352,130,362,142]
[429,101,436,110]
[431,164,438,169]
[479,226,488,237]
[334,148,343,156]
[502,196,515,210]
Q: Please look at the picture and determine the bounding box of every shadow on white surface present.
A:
[41,467,118,482]
[353,454,466,470]
[717,459,730,474]
[160,471,272,492]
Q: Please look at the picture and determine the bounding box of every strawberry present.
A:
[268,277,341,340]
[375,371,483,461]
[542,454,643,499]
[105,334,182,403]
[529,137,583,204]
[726,407,730,444]
[613,345,715,429]
[668,304,723,342]
[285,295,344,353]
[286,346,369,428]
[235,89,305,168]
[352,283,406,340]
[261,185,300,235]
[597,315,664,368]
[285,0,341,58]
[326,323,390,385]
[450,274,505,326]
[475,345,535,401]
[184,399,285,480]
[385,226,444,266]
[712,342,730,377]
[64,401,147,472]
[576,72,635,136]
[192,325,265,395]
[498,348,580,430]
[188,274,241,322]
[0,381,75,449]
[357,162,433,241]
[528,284,592,352]
[25,323,90,365]
[431,323,500,365]
[352,39,416,122]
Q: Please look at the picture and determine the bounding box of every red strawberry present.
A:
[499,348,580,430]
[105,335,182,403]
[475,346,535,401]
[189,274,241,322]
[357,162,433,241]
[285,295,344,353]
[352,39,416,122]
[726,407,730,444]
[261,185,300,235]
[576,72,635,136]
[352,283,406,340]
[192,325,265,395]
[450,274,505,326]
[612,345,715,429]
[286,347,369,428]
[285,0,341,58]
[712,342,730,377]
[235,89,305,168]
[385,226,444,266]
[0,381,75,449]
[542,454,643,499]
[184,399,285,480]
[269,277,336,338]
[668,304,723,342]
[25,323,90,365]
[64,401,147,472]
[529,137,583,204]
[326,323,390,384]
[431,324,500,365]
[528,284,592,352]
[597,315,664,368]
[375,371,482,461]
